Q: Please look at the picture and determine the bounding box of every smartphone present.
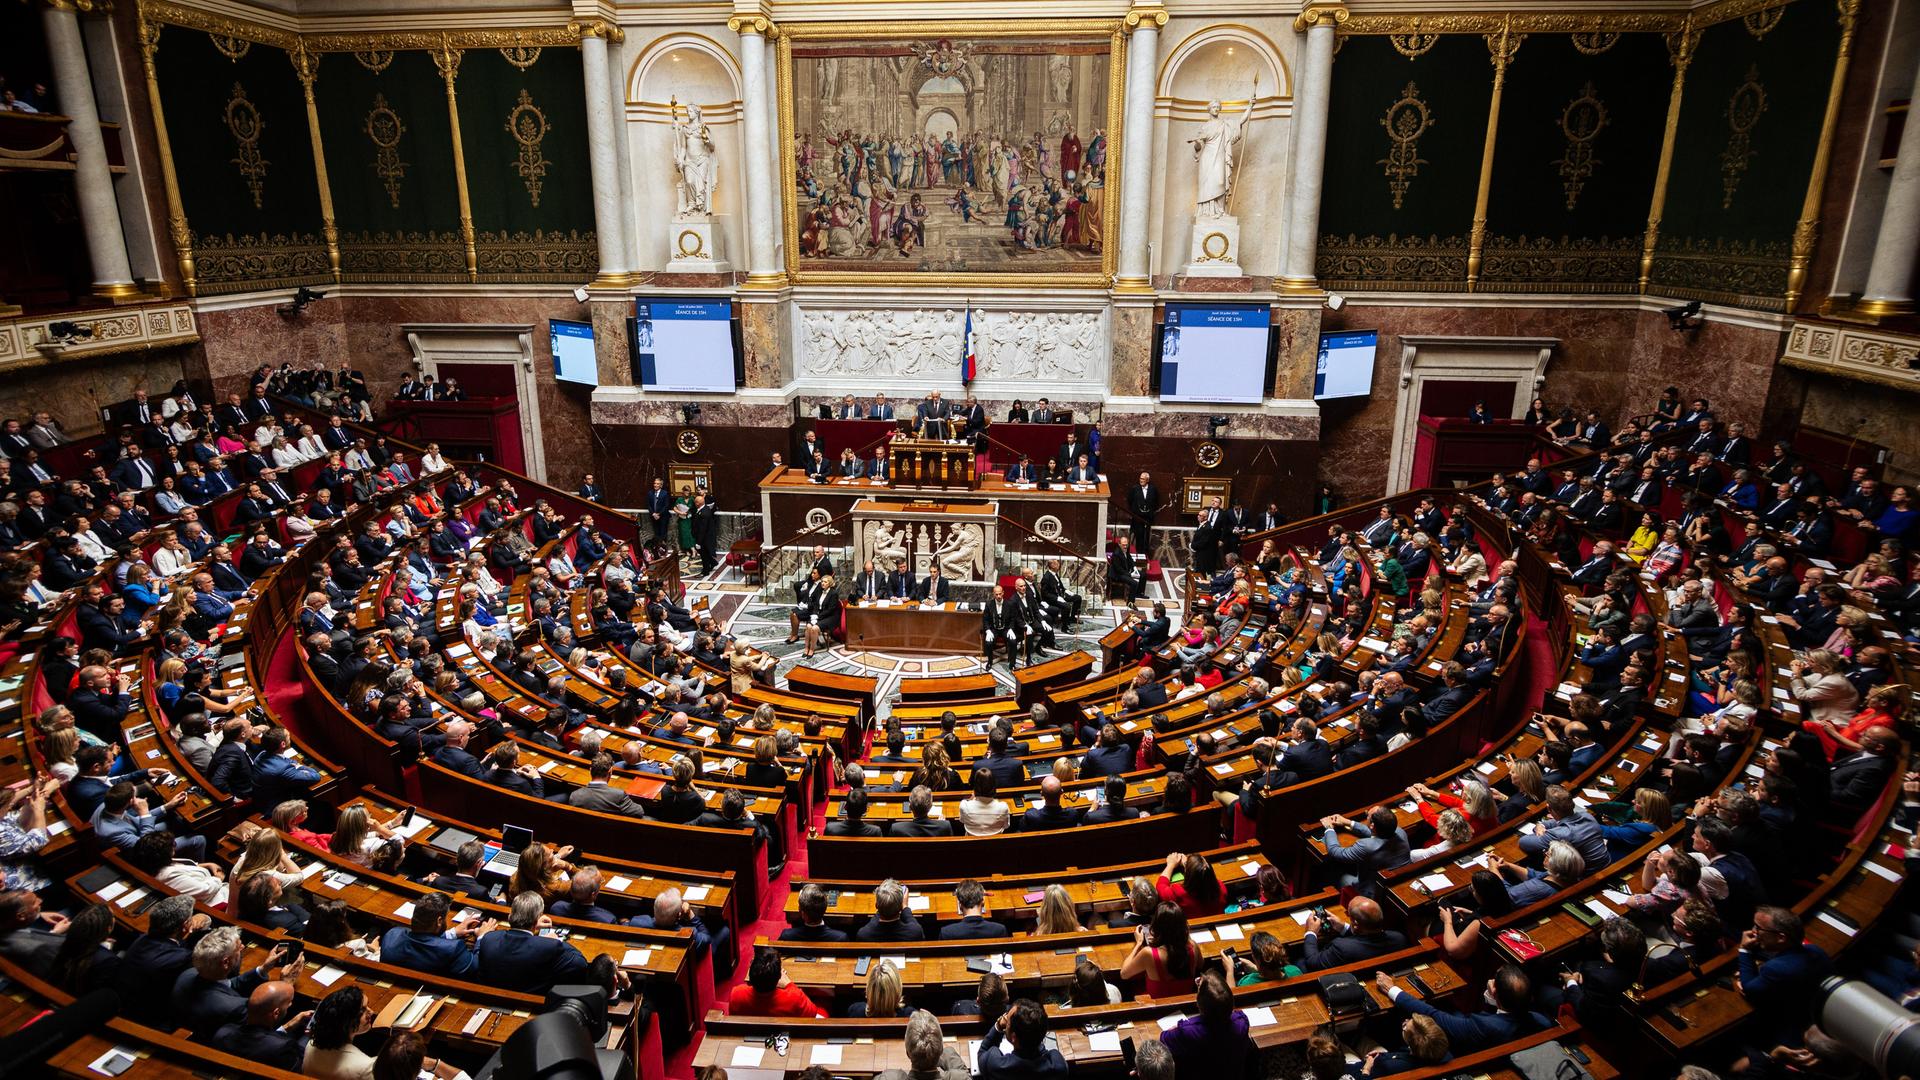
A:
[95,1051,137,1076]
[854,957,871,976]
[1119,1037,1137,1070]
[400,806,416,829]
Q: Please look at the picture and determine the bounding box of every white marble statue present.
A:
[1189,90,1252,221]
[671,101,717,219]
[934,523,983,579]
[868,521,910,568]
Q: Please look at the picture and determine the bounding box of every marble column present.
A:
[43,3,136,299]
[1279,7,1343,292]
[1858,48,1920,317]
[580,27,631,286]
[1115,7,1164,290]
[734,17,782,283]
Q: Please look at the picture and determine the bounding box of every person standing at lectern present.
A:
[1192,497,1224,576]
[1055,430,1083,475]
[916,391,952,440]
[690,492,718,573]
[1128,472,1159,553]
[918,564,951,604]
[982,584,1026,668]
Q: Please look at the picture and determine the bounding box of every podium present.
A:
[888,439,978,490]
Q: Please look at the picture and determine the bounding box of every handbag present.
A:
[1316,972,1367,1012]
[1508,1041,1592,1080]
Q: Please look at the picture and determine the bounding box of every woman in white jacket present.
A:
[1448,545,1487,587]
[1789,648,1860,727]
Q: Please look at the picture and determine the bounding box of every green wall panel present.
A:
[314,50,464,280]
[454,46,597,280]
[153,27,328,291]
[1480,32,1669,290]
[1318,33,1492,289]
[1650,0,1840,306]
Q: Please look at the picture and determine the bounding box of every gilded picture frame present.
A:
[776,18,1128,289]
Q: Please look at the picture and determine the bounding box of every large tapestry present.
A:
[786,32,1114,277]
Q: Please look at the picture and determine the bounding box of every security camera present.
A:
[680,402,703,426]
[572,286,591,304]
[1208,415,1230,439]
[1325,293,1347,312]
[278,286,326,318]
[1663,300,1702,331]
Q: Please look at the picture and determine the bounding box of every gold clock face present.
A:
[1194,440,1225,469]
[676,429,702,455]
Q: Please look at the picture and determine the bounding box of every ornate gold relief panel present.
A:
[1378,81,1434,210]
[365,94,409,209]
[1720,65,1767,208]
[224,83,269,209]
[506,89,551,208]
[1554,82,1608,211]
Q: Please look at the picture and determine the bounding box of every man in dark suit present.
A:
[1376,965,1551,1054]
[381,892,489,978]
[867,394,895,420]
[1191,497,1224,575]
[567,754,647,817]
[1079,724,1133,778]
[1421,663,1473,727]
[1125,472,1159,553]
[1054,431,1083,475]
[689,492,718,572]
[959,395,988,438]
[888,786,956,837]
[978,1000,1067,1080]
[429,721,489,780]
[1004,454,1039,484]
[211,980,310,1071]
[1273,717,1334,786]
[1107,536,1144,601]
[1020,776,1083,831]
[916,565,952,604]
[823,789,883,837]
[981,584,1026,668]
[1298,898,1408,971]
[424,841,495,903]
[477,892,590,994]
[855,879,927,941]
[938,880,1008,939]
[915,391,953,440]
[780,884,850,942]
[977,727,1029,786]
[1829,727,1899,817]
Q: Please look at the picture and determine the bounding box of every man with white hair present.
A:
[877,1010,970,1080]
[631,885,733,976]
[173,926,294,1040]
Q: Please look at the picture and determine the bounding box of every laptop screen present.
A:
[500,824,534,852]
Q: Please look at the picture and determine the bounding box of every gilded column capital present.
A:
[569,19,625,44]
[727,15,774,36]
[1293,4,1349,34]
[34,0,111,12]
[1123,5,1168,33]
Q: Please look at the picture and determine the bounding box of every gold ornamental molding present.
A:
[136,0,594,54]
[1293,4,1349,34]
[1333,0,1792,37]
[727,15,774,35]
[0,300,200,370]
[1780,319,1920,393]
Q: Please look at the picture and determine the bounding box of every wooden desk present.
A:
[888,438,979,489]
[760,468,1111,555]
[846,601,980,654]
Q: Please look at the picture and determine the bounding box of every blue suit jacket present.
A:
[1392,989,1550,1054]
[477,928,590,993]
[380,927,480,978]
[1079,744,1133,778]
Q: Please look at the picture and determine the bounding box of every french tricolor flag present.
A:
[961,305,976,386]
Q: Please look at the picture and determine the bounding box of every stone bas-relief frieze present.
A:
[796,307,1105,387]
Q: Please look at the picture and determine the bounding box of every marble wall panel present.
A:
[4,348,192,437]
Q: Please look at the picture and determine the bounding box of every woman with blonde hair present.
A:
[326,805,396,866]
[1035,884,1084,935]
[40,727,81,783]
[910,742,959,792]
[1807,682,1907,761]
[272,800,331,850]
[1499,758,1547,822]
[232,829,304,892]
[1050,757,1077,784]
[849,959,908,1017]
[1411,809,1472,861]
[1790,649,1859,727]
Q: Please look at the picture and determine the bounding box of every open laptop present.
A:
[480,824,534,879]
